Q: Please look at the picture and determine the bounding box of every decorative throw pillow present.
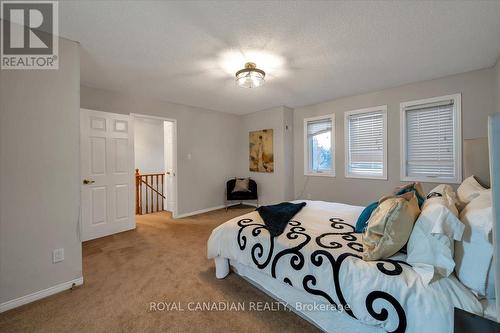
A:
[406,194,464,284]
[355,201,379,233]
[362,192,420,261]
[394,182,426,208]
[454,190,493,296]
[232,178,251,193]
[457,175,487,208]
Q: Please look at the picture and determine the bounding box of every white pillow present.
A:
[454,190,493,297]
[428,184,459,216]
[430,184,455,197]
[457,176,487,207]
[407,194,465,284]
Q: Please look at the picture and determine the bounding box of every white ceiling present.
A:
[59,0,500,115]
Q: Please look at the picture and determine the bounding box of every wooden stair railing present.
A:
[135,169,165,215]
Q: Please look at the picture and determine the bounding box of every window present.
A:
[344,106,387,179]
[400,94,462,183]
[304,115,335,176]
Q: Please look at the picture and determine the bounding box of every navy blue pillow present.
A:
[355,201,379,233]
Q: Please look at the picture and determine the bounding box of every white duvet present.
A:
[207,201,482,333]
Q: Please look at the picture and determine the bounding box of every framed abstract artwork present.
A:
[249,129,274,173]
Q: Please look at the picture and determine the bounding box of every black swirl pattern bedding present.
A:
[208,201,482,333]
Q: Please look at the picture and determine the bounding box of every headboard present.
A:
[487,114,500,322]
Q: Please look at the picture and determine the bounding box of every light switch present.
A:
[53,248,64,263]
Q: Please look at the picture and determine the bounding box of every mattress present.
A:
[207,200,482,333]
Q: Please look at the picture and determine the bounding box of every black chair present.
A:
[226,178,258,210]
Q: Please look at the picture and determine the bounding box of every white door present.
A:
[163,120,177,214]
[166,168,175,212]
[80,109,135,241]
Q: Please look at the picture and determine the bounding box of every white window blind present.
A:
[304,115,334,175]
[307,118,332,137]
[346,109,386,178]
[404,99,457,180]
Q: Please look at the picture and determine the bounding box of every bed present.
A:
[207,114,500,332]
[207,200,483,333]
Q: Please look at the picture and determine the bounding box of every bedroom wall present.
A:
[0,38,82,305]
[80,86,241,216]
[238,106,294,205]
[283,107,295,201]
[293,68,495,206]
[134,117,165,174]
[496,56,500,113]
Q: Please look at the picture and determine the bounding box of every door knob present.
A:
[83,179,95,185]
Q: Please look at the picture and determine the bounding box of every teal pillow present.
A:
[395,186,425,207]
[355,201,379,233]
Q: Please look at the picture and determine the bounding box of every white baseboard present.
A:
[174,205,225,219]
[241,201,259,207]
[0,277,83,313]
[174,202,258,219]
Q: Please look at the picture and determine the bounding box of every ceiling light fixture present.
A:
[235,62,265,88]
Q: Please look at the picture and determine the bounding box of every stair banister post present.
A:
[135,169,141,215]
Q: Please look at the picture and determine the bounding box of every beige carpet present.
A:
[0,206,320,333]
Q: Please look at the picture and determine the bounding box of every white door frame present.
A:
[131,113,179,218]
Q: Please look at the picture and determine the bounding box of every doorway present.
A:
[132,114,177,218]
[80,110,178,242]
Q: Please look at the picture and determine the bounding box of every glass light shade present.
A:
[235,62,265,88]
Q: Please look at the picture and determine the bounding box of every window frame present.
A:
[344,105,388,180]
[303,114,335,177]
[400,93,462,184]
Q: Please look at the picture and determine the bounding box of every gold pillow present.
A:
[393,182,426,199]
[362,192,420,261]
